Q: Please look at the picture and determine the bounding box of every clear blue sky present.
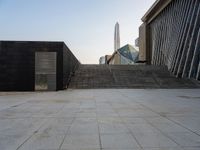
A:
[0,0,155,64]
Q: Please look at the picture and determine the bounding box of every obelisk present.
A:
[114,22,120,52]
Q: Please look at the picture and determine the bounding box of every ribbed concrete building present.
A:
[139,0,200,81]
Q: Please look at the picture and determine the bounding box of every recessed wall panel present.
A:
[35,52,57,91]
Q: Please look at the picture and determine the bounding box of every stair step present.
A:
[68,65,200,89]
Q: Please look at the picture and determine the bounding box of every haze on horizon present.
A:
[0,0,155,64]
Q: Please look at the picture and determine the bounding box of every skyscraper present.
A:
[114,22,120,52]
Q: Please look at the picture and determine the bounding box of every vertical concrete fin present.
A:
[177,0,199,77]
[183,3,200,78]
[189,27,200,78]
[173,1,194,76]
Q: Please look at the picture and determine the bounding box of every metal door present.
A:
[35,52,57,91]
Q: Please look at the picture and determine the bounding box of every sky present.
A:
[0,0,155,64]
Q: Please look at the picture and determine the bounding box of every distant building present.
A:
[105,55,112,64]
[99,56,106,64]
[135,37,139,47]
[101,23,139,65]
[114,22,120,52]
[107,44,139,65]
[99,55,112,64]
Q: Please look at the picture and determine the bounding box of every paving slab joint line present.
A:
[144,117,183,148]
[16,118,50,150]
[58,116,77,150]
[16,104,66,150]
[106,98,144,150]
[0,101,28,112]
[118,90,200,147]
[95,97,103,150]
[165,117,200,137]
[119,91,200,137]
[123,121,145,150]
[139,102,200,137]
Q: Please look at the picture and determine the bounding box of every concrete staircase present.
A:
[68,65,199,89]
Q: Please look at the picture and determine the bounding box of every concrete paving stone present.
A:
[96,107,116,112]
[168,116,200,134]
[0,133,31,150]
[30,108,61,118]
[182,147,200,150]
[0,118,21,133]
[0,118,46,136]
[101,133,140,149]
[111,103,144,109]
[79,108,96,113]
[99,122,129,134]
[96,103,113,109]
[97,111,119,117]
[133,131,178,148]
[117,109,160,117]
[30,112,57,118]
[62,103,81,109]
[127,123,160,133]
[23,106,46,114]
[166,132,200,147]
[145,116,174,124]
[144,148,183,150]
[76,112,97,117]
[80,103,96,109]
[122,117,148,124]
[52,117,74,124]
[55,111,77,118]
[68,122,98,134]
[96,106,114,110]
[125,102,145,108]
[0,109,31,118]
[37,118,72,135]
[18,133,65,150]
[150,122,189,133]
[73,117,97,124]
[95,99,109,103]
[53,107,78,117]
[60,148,101,150]
[102,149,141,150]
[160,112,200,117]
[97,117,123,124]
[61,134,100,149]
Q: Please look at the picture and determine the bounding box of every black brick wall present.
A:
[63,44,80,89]
[0,41,79,91]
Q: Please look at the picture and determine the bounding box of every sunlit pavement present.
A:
[0,89,200,150]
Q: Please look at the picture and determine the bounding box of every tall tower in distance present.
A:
[114,22,120,52]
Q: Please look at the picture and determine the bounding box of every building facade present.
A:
[139,0,200,81]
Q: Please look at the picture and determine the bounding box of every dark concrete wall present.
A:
[0,41,35,91]
[63,43,80,89]
[0,41,79,91]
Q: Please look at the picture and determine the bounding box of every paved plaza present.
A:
[0,89,200,150]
